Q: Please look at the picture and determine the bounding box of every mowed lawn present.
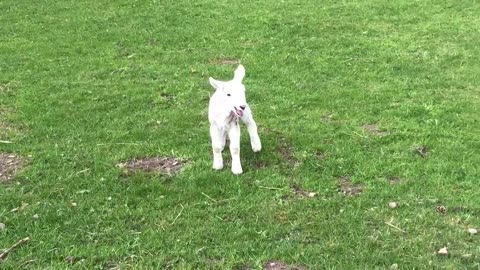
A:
[1,0,480,269]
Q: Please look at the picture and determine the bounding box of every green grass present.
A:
[1,0,480,269]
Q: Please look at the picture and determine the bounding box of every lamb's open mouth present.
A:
[234,107,244,117]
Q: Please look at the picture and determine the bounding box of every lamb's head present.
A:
[209,65,247,117]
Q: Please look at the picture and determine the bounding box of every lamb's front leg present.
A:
[210,125,224,170]
[241,108,262,152]
[228,125,243,175]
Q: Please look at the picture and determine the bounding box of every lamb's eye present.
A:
[227,93,231,96]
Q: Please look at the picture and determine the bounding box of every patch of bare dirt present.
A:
[362,124,389,137]
[103,261,120,270]
[206,257,224,266]
[291,184,316,199]
[64,256,82,265]
[337,176,364,197]
[0,108,27,140]
[436,205,447,214]
[386,176,402,185]
[278,137,297,167]
[0,124,14,139]
[160,92,175,101]
[156,92,177,108]
[1,82,24,139]
[321,113,334,122]
[0,153,24,183]
[0,107,16,137]
[264,260,308,270]
[210,58,241,65]
[233,263,252,270]
[449,206,480,215]
[0,82,15,93]
[451,206,467,213]
[117,156,185,175]
[414,145,429,158]
[314,150,327,161]
[253,160,268,169]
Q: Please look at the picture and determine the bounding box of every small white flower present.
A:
[437,247,448,255]
[388,202,398,209]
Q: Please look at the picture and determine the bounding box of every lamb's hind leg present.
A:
[241,106,262,152]
[210,125,224,170]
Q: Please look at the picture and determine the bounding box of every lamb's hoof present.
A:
[231,166,243,175]
[252,143,262,152]
[213,163,223,170]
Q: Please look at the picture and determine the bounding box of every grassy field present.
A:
[1,0,480,269]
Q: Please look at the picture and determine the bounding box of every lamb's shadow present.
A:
[231,128,298,174]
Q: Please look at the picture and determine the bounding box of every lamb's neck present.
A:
[214,111,238,127]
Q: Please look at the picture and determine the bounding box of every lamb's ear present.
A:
[209,77,222,89]
[233,64,245,83]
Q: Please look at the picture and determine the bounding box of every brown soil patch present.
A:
[0,82,14,92]
[157,93,176,108]
[264,260,308,270]
[0,122,14,138]
[0,153,24,182]
[278,137,297,167]
[118,156,185,175]
[206,257,224,266]
[386,176,402,185]
[291,184,316,199]
[160,92,174,100]
[450,206,480,215]
[415,145,429,158]
[321,113,334,122]
[0,82,23,138]
[362,124,389,137]
[233,263,252,270]
[0,106,16,137]
[451,206,467,213]
[0,106,10,127]
[314,150,327,161]
[253,160,268,169]
[210,58,241,65]
[436,205,447,214]
[65,256,82,265]
[337,176,364,197]
[103,261,120,270]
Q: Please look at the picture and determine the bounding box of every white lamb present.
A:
[208,65,262,174]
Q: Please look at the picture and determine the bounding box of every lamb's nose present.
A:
[239,105,246,110]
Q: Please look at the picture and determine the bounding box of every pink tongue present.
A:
[237,109,244,117]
